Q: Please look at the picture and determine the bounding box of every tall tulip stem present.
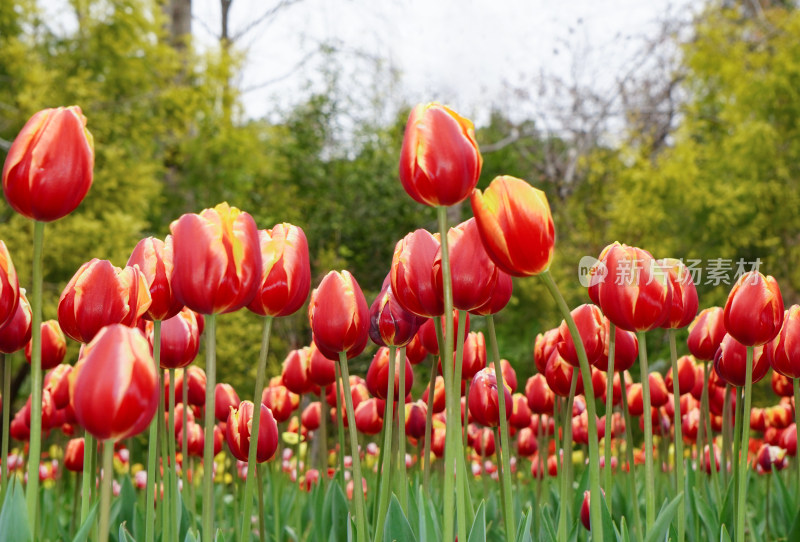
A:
[620,378,643,538]
[167,368,179,542]
[540,270,604,542]
[422,346,437,495]
[1,354,9,492]
[98,440,115,542]
[557,373,578,541]
[668,329,685,542]
[603,323,616,507]
[338,352,368,542]
[636,330,655,533]
[80,432,95,524]
[145,320,162,542]
[239,316,273,542]
[334,361,347,487]
[374,345,397,542]
[722,384,733,491]
[486,314,516,542]
[452,309,470,536]
[201,313,217,542]
[735,347,754,542]
[25,220,45,533]
[794,378,800,494]
[397,347,408,511]
[181,374,190,512]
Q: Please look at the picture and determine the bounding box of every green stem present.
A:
[397,346,408,512]
[145,320,162,542]
[168,367,179,542]
[158,370,174,542]
[452,309,469,538]
[731,385,742,514]
[26,220,44,534]
[80,432,95,524]
[181,368,189,512]
[319,394,329,475]
[636,331,655,533]
[437,206,458,542]
[794,378,800,496]
[603,323,616,511]
[487,314,515,542]
[668,329,685,542]
[735,347,753,542]
[338,352,367,542]
[1,353,10,492]
[557,373,578,541]
[722,384,732,491]
[620,383,643,539]
[201,313,217,542]
[240,316,273,542]
[270,461,280,542]
[97,440,115,542]
[334,361,347,487]
[374,345,397,542]
[256,464,266,542]
[540,270,604,542]
[422,350,437,495]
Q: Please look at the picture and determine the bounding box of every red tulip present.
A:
[468,367,512,427]
[433,218,501,312]
[214,383,240,423]
[419,311,469,356]
[174,367,207,406]
[724,271,784,347]
[301,402,321,431]
[25,320,66,370]
[179,421,205,458]
[369,279,423,348]
[308,270,369,360]
[365,347,413,401]
[405,333,428,365]
[682,409,700,442]
[398,102,482,207]
[354,398,383,435]
[44,364,73,409]
[247,223,311,317]
[702,444,721,474]
[687,307,726,361]
[64,437,85,472]
[0,242,19,329]
[713,334,772,387]
[148,307,202,369]
[658,258,698,329]
[771,305,800,379]
[754,444,788,474]
[58,259,152,343]
[405,401,427,439]
[516,426,538,457]
[534,328,559,374]
[308,342,336,387]
[127,236,183,321]
[557,304,606,367]
[596,244,671,332]
[325,376,369,411]
[470,426,496,457]
[2,106,94,222]
[226,400,279,463]
[490,359,518,393]
[261,385,297,424]
[390,229,443,318]
[461,331,487,380]
[69,324,159,441]
[422,375,446,413]
[779,424,797,456]
[170,202,262,315]
[648,373,669,408]
[594,321,638,372]
[470,175,555,277]
[771,370,794,398]
[0,291,31,354]
[765,404,793,429]
[665,355,697,396]
[627,383,645,416]
[545,349,583,398]
[509,393,532,429]
[525,374,555,415]
[281,347,314,395]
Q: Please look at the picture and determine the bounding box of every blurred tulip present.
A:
[525,374,555,415]
[44,364,72,409]
[724,271,784,347]
[665,355,697,396]
[369,279,423,348]
[0,242,19,330]
[281,347,314,395]
[765,403,793,429]
[405,400,427,439]
[533,328,559,374]
[226,401,279,463]
[405,333,428,365]
[470,175,555,277]
[301,402,321,431]
[174,367,206,406]
[780,424,797,456]
[771,305,800,379]
[354,398,383,435]
[516,426,538,457]
[245,223,311,318]
[58,259,152,343]
[490,359,517,393]
[594,321,638,372]
[468,367,512,427]
[461,331,487,380]
[627,384,644,417]
[390,229,443,318]
[127,236,183,321]
[214,383,240,423]
[148,307,201,369]
[64,437,85,472]
[471,426,495,457]
[659,258,698,329]
[70,325,159,441]
[422,375,447,413]
[754,444,788,474]
[25,320,66,370]
[713,334,771,387]
[261,385,297,424]
[398,102,482,207]
[308,342,337,387]
[178,421,205,458]
[170,203,261,315]
[682,409,700,442]
[687,307,726,361]
[648,373,669,408]
[772,370,794,397]
[557,304,605,367]
[420,311,469,356]
[2,106,94,221]
[509,393,532,429]
[545,349,582,398]
[580,490,595,531]
[365,347,413,400]
[0,291,31,354]
[309,270,369,360]
[470,270,513,316]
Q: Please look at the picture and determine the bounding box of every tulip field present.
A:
[1,100,800,542]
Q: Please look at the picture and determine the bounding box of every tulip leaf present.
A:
[787,509,800,542]
[183,530,199,542]
[70,501,99,542]
[618,517,631,542]
[539,506,557,542]
[0,478,31,542]
[643,492,683,542]
[693,487,719,540]
[118,523,136,542]
[324,481,350,542]
[773,468,794,528]
[599,489,617,542]
[467,500,486,542]
[719,477,735,530]
[515,506,533,542]
[720,524,732,542]
[382,494,416,542]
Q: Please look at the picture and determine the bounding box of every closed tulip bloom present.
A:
[509,393,532,429]
[648,373,670,408]
[247,223,311,317]
[147,307,201,369]
[461,331,487,380]
[724,271,784,347]
[754,444,788,474]
[127,236,183,321]
[419,310,469,356]
[594,321,638,372]
[534,328,560,374]
[365,347,413,400]
[468,367,512,427]
[405,401,427,439]
[516,427,538,457]
[25,320,66,370]
[226,400,279,463]
[0,291,31,353]
[175,367,207,406]
[772,370,794,397]
[390,229,443,318]
[44,364,73,409]
[69,325,159,441]
[433,218,500,312]
[770,306,800,379]
[470,269,513,316]
[354,398,383,435]
[301,402,321,431]
[179,421,205,458]
[713,334,772,387]
[765,403,793,429]
[398,102,482,207]
[64,437,85,472]
[557,304,606,367]
[665,355,697,396]
[309,270,369,360]
[0,242,19,329]
[779,424,797,456]
[369,279,423,348]
[58,259,152,343]
[281,347,314,395]
[490,359,518,393]
[470,175,555,277]
[421,375,447,413]
[525,374,555,415]
[687,307,726,361]
[308,342,337,387]
[596,244,671,332]
[627,383,645,417]
[659,258,699,329]
[405,333,428,365]
[261,384,297,424]
[471,426,496,457]
[2,106,94,222]
[325,376,369,410]
[214,383,240,423]
[170,202,262,315]
[545,349,583,398]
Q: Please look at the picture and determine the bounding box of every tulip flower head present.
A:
[770,305,800,379]
[127,236,183,321]
[369,278,423,348]
[2,106,94,222]
[0,291,31,354]
[25,320,66,370]
[468,367,512,427]
[723,271,784,347]
[713,334,772,387]
[147,307,202,369]
[226,400,279,463]
[309,270,369,360]
[365,346,413,400]
[0,241,19,329]
[281,347,315,395]
[659,258,699,329]
[390,229,443,318]
[556,304,606,367]
[687,307,726,361]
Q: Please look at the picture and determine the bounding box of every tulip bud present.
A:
[365,347,413,401]
[354,398,383,435]
[281,347,314,395]
[658,258,698,329]
[509,393,532,429]
[390,229,443,318]
[405,401,427,439]
[2,106,94,222]
[0,291,31,354]
[557,304,606,367]
[301,402,321,431]
[226,400,279,463]
[468,367,512,427]
[713,334,772,387]
[25,320,66,370]
[308,270,369,360]
[461,332,487,381]
[688,306,727,361]
[533,329,559,375]
[64,437,85,472]
[525,374,555,415]
[516,426,538,457]
[148,308,201,369]
[127,236,183,321]
[369,279,423,348]
[214,383,240,423]
[724,271,784,347]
